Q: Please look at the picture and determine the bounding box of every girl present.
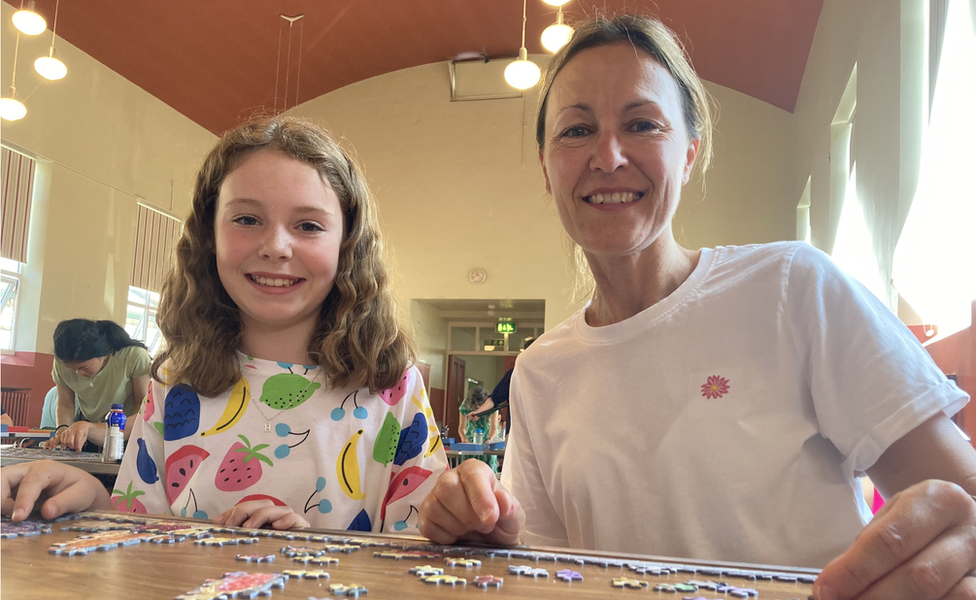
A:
[3,117,448,533]
[46,319,151,451]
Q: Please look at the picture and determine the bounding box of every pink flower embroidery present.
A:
[701,375,731,399]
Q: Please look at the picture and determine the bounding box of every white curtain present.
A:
[893,0,976,336]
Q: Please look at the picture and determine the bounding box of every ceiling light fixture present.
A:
[504,0,541,90]
[34,0,66,80]
[540,0,571,6]
[273,14,305,113]
[541,6,573,53]
[1,31,27,121]
[12,0,46,35]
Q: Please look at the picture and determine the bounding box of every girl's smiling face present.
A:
[214,149,344,342]
[540,42,700,260]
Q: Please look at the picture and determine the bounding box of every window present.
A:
[828,66,886,304]
[126,286,163,355]
[0,258,22,352]
[893,0,976,336]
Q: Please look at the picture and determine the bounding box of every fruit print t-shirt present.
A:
[113,355,448,533]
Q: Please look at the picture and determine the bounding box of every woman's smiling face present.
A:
[540,42,700,260]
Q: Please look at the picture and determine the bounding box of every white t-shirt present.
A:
[502,242,967,568]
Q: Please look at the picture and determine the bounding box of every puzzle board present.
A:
[1,511,818,599]
[1,447,105,462]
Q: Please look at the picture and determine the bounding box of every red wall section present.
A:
[1,352,56,428]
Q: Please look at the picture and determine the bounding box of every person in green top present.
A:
[46,319,151,451]
[457,385,499,473]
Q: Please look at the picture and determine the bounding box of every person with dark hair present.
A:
[46,319,151,451]
[469,337,536,437]
[420,14,976,600]
[4,116,447,534]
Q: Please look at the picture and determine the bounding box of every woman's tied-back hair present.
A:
[462,385,489,413]
[535,14,713,176]
[152,116,415,397]
[53,319,148,362]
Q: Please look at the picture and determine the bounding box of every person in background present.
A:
[419,14,976,600]
[39,386,80,430]
[2,116,447,533]
[469,337,536,437]
[458,386,498,472]
[46,319,151,451]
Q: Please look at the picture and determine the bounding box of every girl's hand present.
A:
[212,500,310,530]
[814,480,976,599]
[1,460,113,521]
[418,459,524,546]
[44,422,92,451]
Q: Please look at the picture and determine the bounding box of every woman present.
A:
[458,386,498,472]
[419,15,976,600]
[47,319,151,451]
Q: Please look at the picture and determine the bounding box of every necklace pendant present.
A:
[264,422,271,433]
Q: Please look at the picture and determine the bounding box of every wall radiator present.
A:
[1,387,30,427]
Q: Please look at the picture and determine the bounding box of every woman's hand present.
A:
[1,460,113,521]
[212,500,310,530]
[814,479,976,599]
[44,421,93,451]
[418,459,524,546]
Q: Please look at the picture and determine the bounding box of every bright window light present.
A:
[893,0,976,336]
[831,164,887,303]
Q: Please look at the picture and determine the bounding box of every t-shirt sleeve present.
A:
[378,366,449,533]
[501,364,570,547]
[786,244,968,475]
[126,347,152,379]
[111,379,173,515]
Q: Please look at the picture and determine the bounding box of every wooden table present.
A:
[0,511,819,599]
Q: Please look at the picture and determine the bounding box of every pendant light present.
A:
[541,7,573,53]
[504,0,541,90]
[34,0,66,80]
[540,0,571,6]
[12,0,46,35]
[1,33,27,121]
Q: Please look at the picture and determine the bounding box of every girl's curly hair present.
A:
[152,116,414,396]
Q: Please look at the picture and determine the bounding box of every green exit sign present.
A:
[496,321,517,334]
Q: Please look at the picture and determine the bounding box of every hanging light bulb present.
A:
[504,0,540,90]
[541,7,573,53]
[2,30,27,121]
[541,0,571,6]
[505,47,541,90]
[34,0,66,80]
[12,1,46,35]
[35,51,66,80]
[1,87,27,121]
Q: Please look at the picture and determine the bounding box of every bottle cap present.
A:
[111,404,124,409]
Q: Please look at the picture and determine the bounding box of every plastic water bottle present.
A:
[473,428,484,446]
[102,404,126,463]
[106,404,127,433]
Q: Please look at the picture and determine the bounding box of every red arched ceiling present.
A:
[5,0,823,134]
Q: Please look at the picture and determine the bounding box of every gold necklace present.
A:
[250,377,320,432]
